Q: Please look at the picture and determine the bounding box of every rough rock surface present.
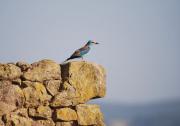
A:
[61,61,106,104]
[23,59,61,82]
[0,102,16,117]
[55,108,77,121]
[44,80,61,96]
[0,64,21,80]
[0,59,106,126]
[3,109,32,126]
[76,104,105,126]
[32,119,55,126]
[29,105,52,119]
[0,80,24,114]
[50,90,77,107]
[16,61,32,71]
[23,82,51,107]
[0,119,4,126]
[55,121,75,126]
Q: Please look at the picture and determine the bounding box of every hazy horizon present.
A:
[0,0,180,104]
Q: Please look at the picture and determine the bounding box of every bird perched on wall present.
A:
[64,40,99,62]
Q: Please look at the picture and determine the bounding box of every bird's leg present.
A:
[81,57,85,62]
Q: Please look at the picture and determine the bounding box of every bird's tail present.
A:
[62,57,70,63]
[62,56,80,64]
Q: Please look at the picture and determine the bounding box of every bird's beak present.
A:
[94,42,99,44]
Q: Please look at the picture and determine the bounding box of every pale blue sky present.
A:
[0,0,180,104]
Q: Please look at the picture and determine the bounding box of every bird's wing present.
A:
[65,46,89,61]
[70,50,81,57]
[79,46,88,52]
[78,46,90,55]
[68,46,89,58]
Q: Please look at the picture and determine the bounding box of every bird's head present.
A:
[86,40,99,46]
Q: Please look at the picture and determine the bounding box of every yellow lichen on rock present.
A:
[29,105,52,119]
[61,61,106,104]
[0,64,21,80]
[56,108,77,121]
[23,82,51,107]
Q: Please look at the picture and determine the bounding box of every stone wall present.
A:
[0,59,106,126]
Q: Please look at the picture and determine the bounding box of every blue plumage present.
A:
[80,47,90,56]
[65,40,99,61]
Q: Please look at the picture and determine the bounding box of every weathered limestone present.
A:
[55,108,77,121]
[29,105,52,119]
[0,81,17,116]
[23,82,51,107]
[55,121,75,126]
[0,119,4,126]
[50,90,77,107]
[44,80,61,96]
[0,59,106,126]
[61,61,106,103]
[76,104,105,126]
[0,80,24,108]
[32,119,55,126]
[0,102,16,117]
[3,109,32,126]
[23,60,61,82]
[0,64,21,80]
[16,61,31,71]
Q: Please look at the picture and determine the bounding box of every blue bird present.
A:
[65,40,99,62]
